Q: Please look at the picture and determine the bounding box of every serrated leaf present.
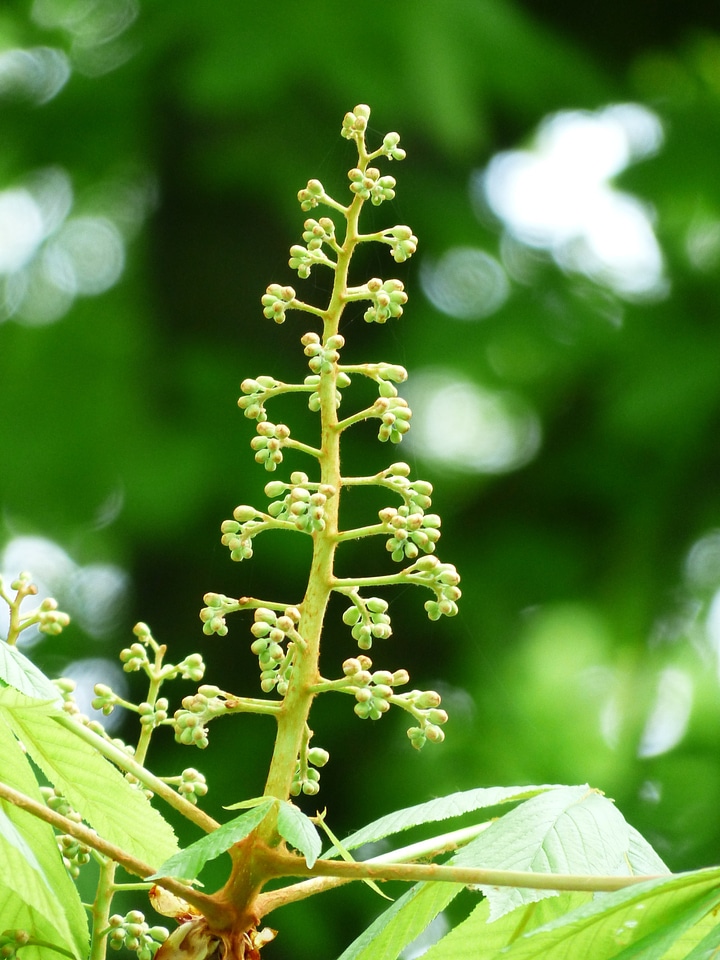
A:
[276,800,321,868]
[337,881,464,960]
[0,641,61,701]
[423,872,720,960]
[492,869,720,959]
[0,687,178,867]
[149,800,274,881]
[330,784,561,855]
[421,893,593,960]
[453,785,669,920]
[0,717,88,958]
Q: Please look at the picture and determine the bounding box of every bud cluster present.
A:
[41,787,92,878]
[379,504,442,562]
[342,655,409,720]
[0,930,31,959]
[384,225,418,263]
[363,277,408,324]
[341,103,371,141]
[107,910,168,959]
[264,472,334,535]
[250,606,301,694]
[176,766,209,805]
[251,420,291,472]
[302,332,344,374]
[342,596,392,650]
[297,178,327,212]
[0,572,71,644]
[403,688,449,750]
[173,685,237,749]
[118,623,206,683]
[403,556,462,620]
[289,241,335,279]
[238,374,282,421]
[200,592,254,636]
[376,395,412,443]
[348,166,396,206]
[261,284,297,324]
[291,744,330,797]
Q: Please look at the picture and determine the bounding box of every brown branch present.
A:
[0,780,228,925]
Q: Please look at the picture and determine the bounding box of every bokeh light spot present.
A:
[62,656,128,733]
[475,104,667,300]
[0,46,70,103]
[638,668,693,758]
[420,246,510,320]
[405,369,541,474]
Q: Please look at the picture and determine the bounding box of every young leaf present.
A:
[0,687,178,867]
[0,717,89,959]
[328,784,561,855]
[336,880,464,960]
[452,785,669,920]
[148,800,274,881]
[276,800,321,869]
[0,641,61,702]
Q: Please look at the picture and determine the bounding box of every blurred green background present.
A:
[3,1,720,956]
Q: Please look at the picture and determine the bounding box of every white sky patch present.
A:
[476,103,667,300]
[404,369,541,474]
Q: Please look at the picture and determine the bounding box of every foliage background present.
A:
[2,1,720,957]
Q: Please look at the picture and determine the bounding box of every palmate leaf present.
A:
[422,868,720,960]
[336,880,464,960]
[452,784,669,920]
[328,784,560,855]
[0,687,178,868]
[0,717,89,959]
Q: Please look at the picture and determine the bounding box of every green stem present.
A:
[52,714,219,832]
[264,849,667,895]
[89,857,116,960]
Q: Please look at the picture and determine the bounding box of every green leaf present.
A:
[0,642,61,701]
[337,881,464,960]
[329,784,561,855]
[421,894,593,960]
[453,785,669,920]
[276,800,321,868]
[148,800,274,881]
[422,871,720,960]
[0,717,89,959]
[0,803,49,880]
[0,687,178,867]
[489,869,720,959]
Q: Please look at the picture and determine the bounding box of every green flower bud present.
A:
[307,747,330,767]
[233,505,257,522]
[342,606,361,626]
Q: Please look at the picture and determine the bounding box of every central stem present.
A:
[222,190,366,915]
